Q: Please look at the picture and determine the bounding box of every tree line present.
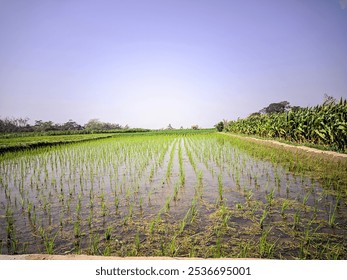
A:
[0,118,127,133]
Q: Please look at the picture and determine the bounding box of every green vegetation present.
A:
[224,98,347,152]
[0,132,346,259]
[0,133,113,154]
[0,128,214,154]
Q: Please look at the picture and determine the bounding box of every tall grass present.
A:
[224,98,347,152]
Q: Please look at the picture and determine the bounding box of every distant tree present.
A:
[34,120,55,131]
[215,121,224,132]
[248,112,261,118]
[15,117,29,128]
[84,119,124,131]
[2,117,32,132]
[42,121,55,131]
[323,94,336,105]
[84,119,104,131]
[62,119,82,130]
[260,101,291,114]
[191,125,199,130]
[167,124,174,130]
[290,106,302,112]
[0,117,17,132]
[107,122,122,129]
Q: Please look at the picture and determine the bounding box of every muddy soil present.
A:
[0,254,187,260]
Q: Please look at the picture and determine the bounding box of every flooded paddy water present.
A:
[0,133,346,259]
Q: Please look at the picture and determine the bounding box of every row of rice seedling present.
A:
[0,133,114,154]
[175,134,346,258]
[0,132,346,258]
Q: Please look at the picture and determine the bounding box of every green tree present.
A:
[260,101,291,114]
[84,119,104,131]
[215,121,224,132]
[62,120,82,130]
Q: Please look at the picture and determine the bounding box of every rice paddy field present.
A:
[0,132,346,259]
[0,133,114,154]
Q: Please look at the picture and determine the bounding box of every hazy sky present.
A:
[1,0,347,129]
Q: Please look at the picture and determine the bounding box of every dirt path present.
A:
[222,133,347,160]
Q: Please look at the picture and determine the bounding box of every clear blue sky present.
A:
[1,0,347,129]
